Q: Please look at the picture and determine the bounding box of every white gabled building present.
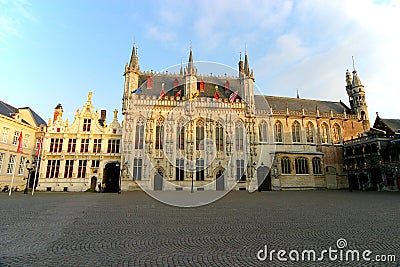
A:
[36,92,122,192]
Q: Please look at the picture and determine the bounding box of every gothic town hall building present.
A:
[120,45,369,192]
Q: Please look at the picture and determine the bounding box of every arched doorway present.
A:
[103,162,120,193]
[257,166,271,191]
[154,168,164,191]
[90,176,97,191]
[216,169,225,191]
[349,174,359,190]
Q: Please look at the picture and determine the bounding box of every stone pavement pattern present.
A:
[0,191,399,266]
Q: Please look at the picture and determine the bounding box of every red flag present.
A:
[160,88,166,99]
[36,136,43,157]
[214,91,220,100]
[229,90,238,104]
[199,80,205,91]
[17,132,23,153]
[147,76,153,88]
[174,90,181,98]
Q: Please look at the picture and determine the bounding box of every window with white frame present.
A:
[107,139,120,153]
[2,127,9,143]
[18,156,26,175]
[93,139,101,153]
[6,155,16,174]
[50,138,63,153]
[77,160,87,178]
[45,160,60,178]
[23,134,30,148]
[0,153,4,174]
[236,159,245,181]
[175,158,184,181]
[12,131,20,145]
[155,117,164,150]
[64,160,74,178]
[82,118,91,132]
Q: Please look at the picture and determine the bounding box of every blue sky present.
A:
[1,0,399,124]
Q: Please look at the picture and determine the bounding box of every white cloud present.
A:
[146,26,175,42]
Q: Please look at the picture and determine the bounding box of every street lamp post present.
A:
[24,160,33,194]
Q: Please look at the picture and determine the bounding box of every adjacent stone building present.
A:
[344,114,400,191]
[121,46,369,191]
[0,100,46,191]
[36,93,122,192]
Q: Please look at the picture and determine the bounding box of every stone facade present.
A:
[0,101,46,191]
[36,93,122,192]
[121,46,369,191]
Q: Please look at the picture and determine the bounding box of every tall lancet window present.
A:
[135,117,145,149]
[306,122,314,143]
[155,117,164,150]
[321,123,329,144]
[215,121,224,152]
[292,121,301,143]
[177,119,185,151]
[332,123,341,144]
[196,119,205,150]
[274,121,283,143]
[235,120,244,151]
[259,120,268,143]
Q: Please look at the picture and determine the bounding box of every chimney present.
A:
[101,110,106,121]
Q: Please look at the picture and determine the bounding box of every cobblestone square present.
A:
[0,190,399,266]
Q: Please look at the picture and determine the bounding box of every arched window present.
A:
[321,123,329,144]
[306,122,314,143]
[155,117,164,150]
[281,157,291,174]
[134,117,145,149]
[235,120,244,151]
[295,157,309,174]
[177,119,185,151]
[312,157,322,175]
[332,123,341,144]
[292,121,301,143]
[259,120,268,143]
[196,119,205,150]
[274,121,283,143]
[215,121,224,152]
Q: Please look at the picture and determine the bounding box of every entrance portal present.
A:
[257,166,271,191]
[154,168,164,191]
[103,162,120,192]
[216,169,224,191]
[90,176,97,191]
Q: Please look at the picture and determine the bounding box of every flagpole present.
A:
[32,136,43,196]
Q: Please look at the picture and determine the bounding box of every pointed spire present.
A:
[185,46,196,75]
[296,89,300,99]
[238,52,244,73]
[244,52,250,76]
[180,56,183,75]
[351,56,362,87]
[129,43,139,72]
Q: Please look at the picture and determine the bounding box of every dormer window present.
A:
[83,119,91,132]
